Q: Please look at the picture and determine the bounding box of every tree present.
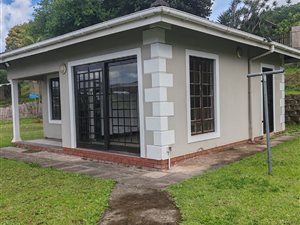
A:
[5,22,42,51]
[0,70,8,84]
[169,0,213,18]
[262,2,300,36]
[102,0,213,19]
[31,0,109,40]
[31,0,213,41]
[217,0,241,28]
[218,0,300,38]
[6,0,213,51]
[218,0,280,36]
[6,23,31,51]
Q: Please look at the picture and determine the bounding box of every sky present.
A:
[0,0,298,53]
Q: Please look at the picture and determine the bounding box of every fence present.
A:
[0,101,42,120]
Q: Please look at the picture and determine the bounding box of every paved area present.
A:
[0,134,297,225]
[26,138,62,147]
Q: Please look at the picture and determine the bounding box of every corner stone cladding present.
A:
[285,95,300,124]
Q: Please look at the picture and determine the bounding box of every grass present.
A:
[285,64,300,96]
[168,126,300,225]
[0,158,114,224]
[286,124,300,133]
[0,117,43,148]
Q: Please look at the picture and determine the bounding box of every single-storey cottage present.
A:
[1,6,299,169]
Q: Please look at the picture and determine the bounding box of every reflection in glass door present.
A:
[74,63,105,147]
[108,59,140,150]
[74,57,139,153]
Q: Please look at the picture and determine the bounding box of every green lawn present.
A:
[168,133,300,225]
[0,158,114,224]
[286,124,300,133]
[285,64,300,96]
[0,117,43,148]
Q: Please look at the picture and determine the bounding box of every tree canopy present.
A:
[218,0,300,38]
[0,70,8,84]
[5,23,34,51]
[5,0,213,51]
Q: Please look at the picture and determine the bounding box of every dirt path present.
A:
[100,184,181,225]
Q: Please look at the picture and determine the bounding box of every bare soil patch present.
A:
[100,184,181,225]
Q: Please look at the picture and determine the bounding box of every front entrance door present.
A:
[74,57,140,153]
[262,67,274,134]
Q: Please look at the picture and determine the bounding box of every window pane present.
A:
[50,77,61,120]
[189,56,215,135]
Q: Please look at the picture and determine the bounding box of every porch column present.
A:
[10,79,22,142]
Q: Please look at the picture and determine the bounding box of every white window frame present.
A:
[260,63,276,135]
[47,74,62,124]
[186,49,220,143]
[67,48,145,157]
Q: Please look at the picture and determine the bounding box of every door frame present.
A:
[260,63,276,135]
[67,48,145,157]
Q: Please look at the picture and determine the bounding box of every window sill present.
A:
[188,131,220,144]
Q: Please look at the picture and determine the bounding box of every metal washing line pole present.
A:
[247,69,284,175]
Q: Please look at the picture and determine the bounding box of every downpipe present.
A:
[167,147,172,170]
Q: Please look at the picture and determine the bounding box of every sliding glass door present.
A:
[74,56,140,153]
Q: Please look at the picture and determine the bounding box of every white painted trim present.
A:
[152,102,174,116]
[67,48,145,157]
[146,145,169,160]
[150,43,173,59]
[260,64,276,134]
[145,87,168,102]
[280,115,285,124]
[144,58,166,74]
[153,130,175,146]
[151,72,173,87]
[47,74,62,125]
[280,83,285,91]
[143,27,166,45]
[186,49,220,143]
[145,117,168,131]
[280,99,285,107]
[10,79,22,142]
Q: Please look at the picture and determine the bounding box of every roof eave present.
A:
[159,7,300,60]
[1,6,299,63]
[0,7,165,63]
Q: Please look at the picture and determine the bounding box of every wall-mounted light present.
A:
[4,62,10,68]
[236,47,243,58]
[59,64,67,75]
